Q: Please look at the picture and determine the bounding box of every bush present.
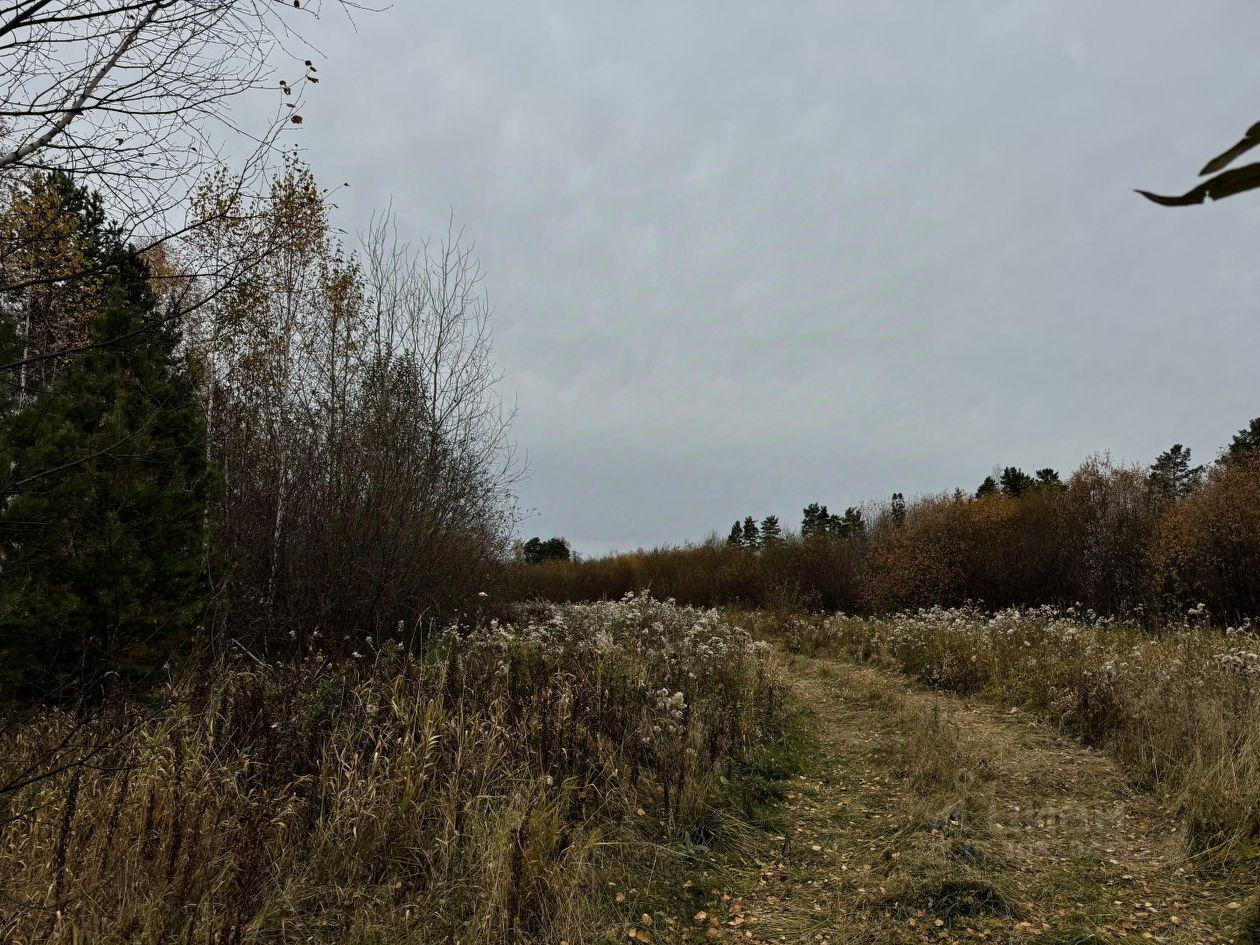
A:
[506,535,865,612]
[511,456,1181,620]
[863,458,1159,615]
[1149,455,1260,621]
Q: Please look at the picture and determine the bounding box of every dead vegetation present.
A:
[710,655,1259,945]
[769,607,1260,856]
[0,597,783,943]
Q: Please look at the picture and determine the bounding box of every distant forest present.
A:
[514,421,1260,622]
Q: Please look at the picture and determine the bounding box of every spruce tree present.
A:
[1148,444,1202,500]
[0,239,209,703]
[727,521,743,546]
[889,492,906,527]
[741,515,761,549]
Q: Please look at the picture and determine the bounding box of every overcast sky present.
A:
[287,1,1260,554]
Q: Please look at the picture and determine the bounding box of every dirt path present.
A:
[682,654,1257,945]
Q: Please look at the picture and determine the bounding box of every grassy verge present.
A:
[754,606,1260,856]
[723,654,1258,945]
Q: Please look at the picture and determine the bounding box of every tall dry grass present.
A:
[812,606,1260,852]
[0,595,782,943]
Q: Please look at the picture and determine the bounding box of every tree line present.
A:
[511,420,1260,622]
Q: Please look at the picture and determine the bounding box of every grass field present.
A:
[4,597,1258,943]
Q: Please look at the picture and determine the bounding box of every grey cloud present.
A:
[288,1,1260,553]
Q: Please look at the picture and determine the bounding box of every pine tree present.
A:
[1224,417,1260,464]
[1149,444,1202,500]
[999,466,1034,497]
[801,502,829,539]
[727,521,743,546]
[1035,468,1064,488]
[0,237,209,703]
[889,492,906,527]
[741,516,761,549]
[760,515,782,545]
[975,476,998,498]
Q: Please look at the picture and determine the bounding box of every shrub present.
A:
[509,454,1260,623]
[507,535,866,613]
[1149,455,1260,621]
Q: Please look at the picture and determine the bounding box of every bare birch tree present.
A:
[0,1,361,214]
[0,0,371,384]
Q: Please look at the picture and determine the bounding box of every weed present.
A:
[0,595,784,943]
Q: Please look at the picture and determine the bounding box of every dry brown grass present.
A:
[810,607,1260,854]
[714,655,1256,945]
[0,596,783,943]
[1240,894,1260,944]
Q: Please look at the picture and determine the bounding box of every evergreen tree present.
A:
[840,506,865,537]
[741,515,760,549]
[801,502,829,539]
[1224,417,1260,464]
[759,515,782,545]
[1148,444,1202,500]
[818,506,864,538]
[802,502,864,540]
[1035,468,1064,489]
[0,239,209,703]
[999,466,1034,497]
[727,521,743,546]
[522,536,571,563]
[975,476,998,498]
[889,492,906,527]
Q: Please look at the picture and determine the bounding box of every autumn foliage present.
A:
[514,451,1260,623]
[1149,454,1260,619]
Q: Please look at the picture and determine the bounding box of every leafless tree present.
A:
[0,1,365,215]
[361,211,523,511]
[195,195,523,645]
[0,0,374,378]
